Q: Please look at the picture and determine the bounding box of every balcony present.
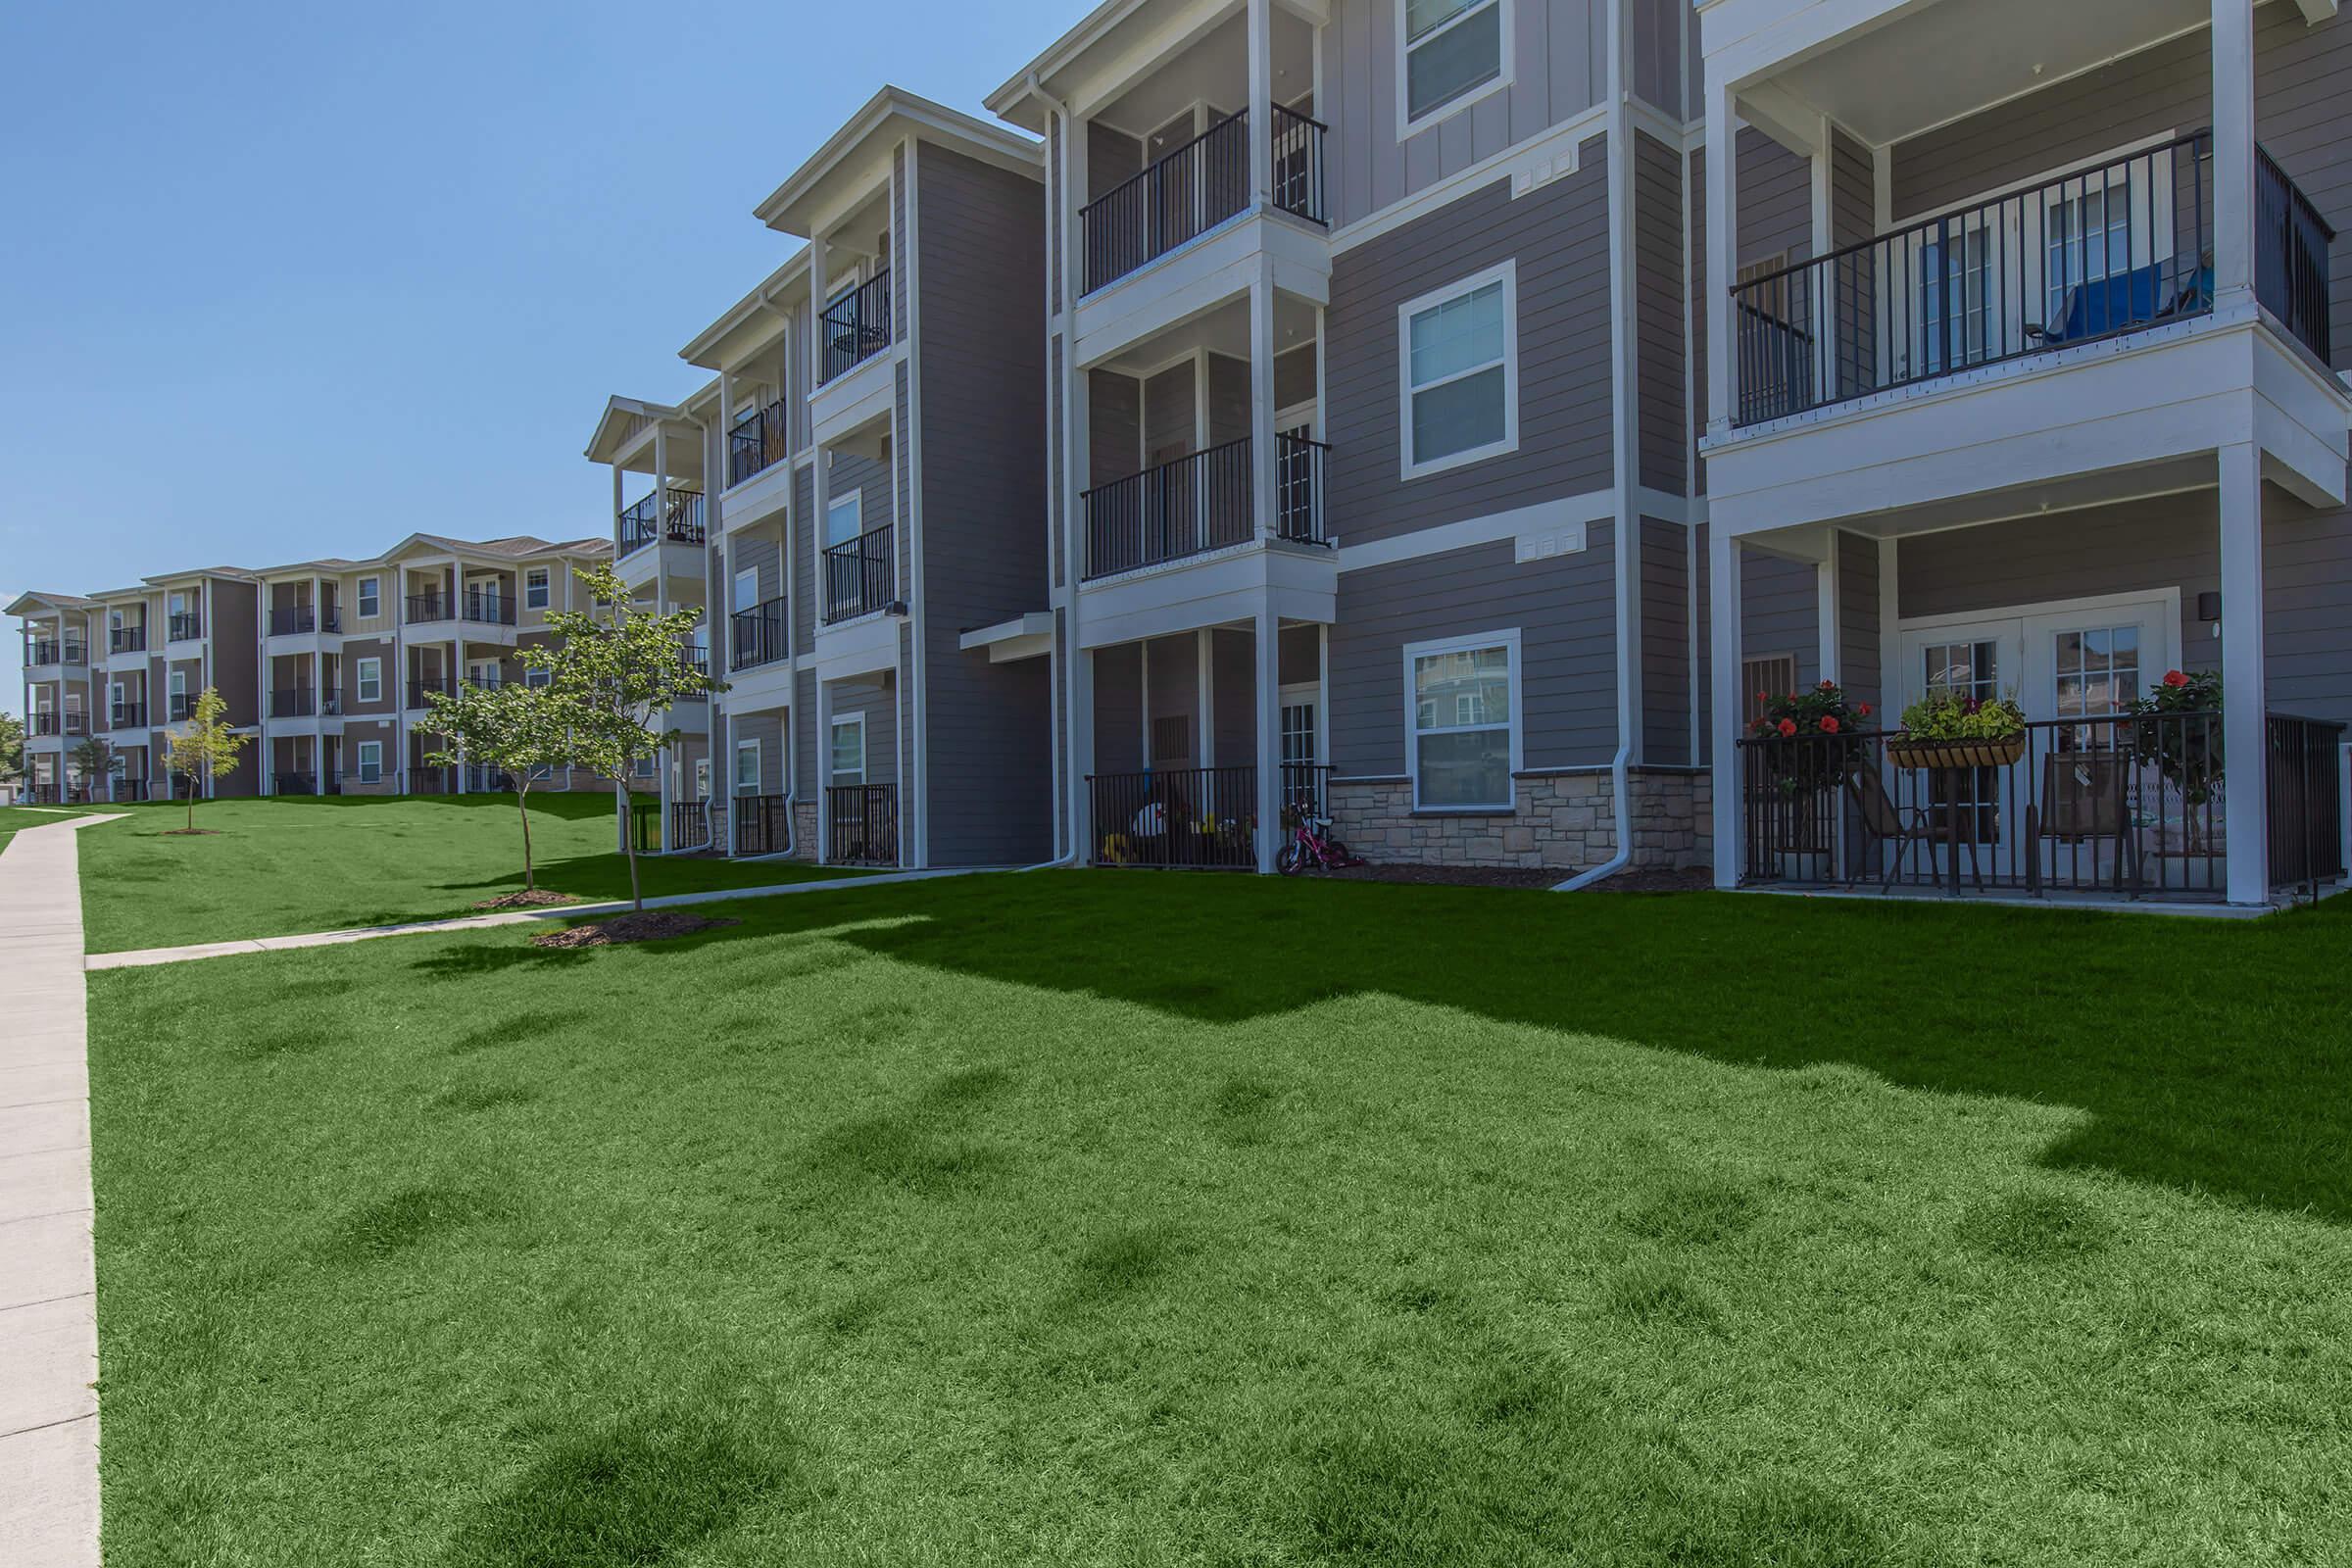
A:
[734,794,791,855]
[1082,434,1330,580]
[272,771,343,798]
[727,401,790,487]
[167,693,194,722]
[406,594,453,625]
[109,704,146,731]
[1729,133,2332,430]
[406,679,455,710]
[270,689,343,719]
[729,599,788,671]
[109,626,146,655]
[1087,764,1330,868]
[825,784,897,865]
[1733,712,2347,904]
[461,589,516,627]
[1081,106,1326,296]
[818,273,892,385]
[269,606,340,636]
[24,639,84,667]
[618,490,708,557]
[821,527,896,624]
[168,612,202,642]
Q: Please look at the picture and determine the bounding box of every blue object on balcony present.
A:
[2042,261,2213,344]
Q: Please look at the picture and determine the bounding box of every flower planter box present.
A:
[1886,735,2026,770]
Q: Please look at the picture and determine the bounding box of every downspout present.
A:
[1022,70,1086,872]
[1555,0,1638,894]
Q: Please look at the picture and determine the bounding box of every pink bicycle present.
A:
[1277,803,1364,875]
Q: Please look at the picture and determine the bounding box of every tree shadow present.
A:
[721,872,2352,1225]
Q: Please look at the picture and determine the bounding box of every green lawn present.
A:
[0,802,101,856]
[87,875,2352,1565]
[75,794,864,953]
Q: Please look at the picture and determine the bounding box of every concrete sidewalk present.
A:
[85,864,994,972]
[0,813,121,1566]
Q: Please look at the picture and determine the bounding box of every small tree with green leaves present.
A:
[72,734,118,800]
[531,564,726,910]
[414,678,572,893]
[0,711,24,784]
[164,687,252,832]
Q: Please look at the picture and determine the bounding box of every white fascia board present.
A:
[720,461,794,527]
[808,352,901,450]
[1075,545,1336,648]
[1072,213,1330,369]
[959,612,1057,652]
[810,613,902,681]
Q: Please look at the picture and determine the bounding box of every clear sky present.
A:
[0,0,1071,710]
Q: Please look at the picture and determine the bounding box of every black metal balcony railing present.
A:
[25,639,65,665]
[681,646,710,679]
[727,400,790,487]
[270,688,342,718]
[167,694,195,722]
[30,712,60,736]
[270,607,318,636]
[819,272,892,384]
[113,778,150,803]
[822,526,895,623]
[1081,107,1328,295]
[274,771,319,798]
[730,598,788,671]
[618,490,708,557]
[734,793,790,856]
[826,783,898,865]
[1735,710,2348,903]
[465,765,515,795]
[168,612,202,642]
[62,712,88,737]
[669,799,711,851]
[110,626,146,655]
[407,679,455,709]
[1732,131,2337,427]
[1087,764,1332,869]
[406,594,452,624]
[110,704,146,731]
[2256,147,2336,365]
[1082,434,1331,579]
[462,590,516,626]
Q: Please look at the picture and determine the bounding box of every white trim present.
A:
[355,740,383,784]
[732,566,760,615]
[1397,0,1514,142]
[828,712,866,785]
[1896,585,2181,644]
[1397,259,1519,481]
[1331,107,1602,255]
[356,576,381,619]
[1401,627,1523,812]
[524,567,551,610]
[355,658,382,705]
[824,485,865,548]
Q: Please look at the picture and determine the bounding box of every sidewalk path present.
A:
[0,813,122,1567]
[85,864,994,972]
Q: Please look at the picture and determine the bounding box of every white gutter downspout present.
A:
[1021,70,1086,872]
[1555,0,1638,894]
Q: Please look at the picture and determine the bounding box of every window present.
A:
[733,567,760,614]
[1921,220,1995,373]
[1399,264,1516,477]
[825,489,863,549]
[358,577,380,618]
[735,741,761,794]
[169,669,186,700]
[1405,631,1519,809]
[1740,656,1799,723]
[633,754,657,779]
[356,741,382,784]
[830,716,865,784]
[2054,625,2141,719]
[525,567,550,610]
[356,658,382,705]
[1401,0,1506,131]
[524,666,552,690]
[694,759,710,801]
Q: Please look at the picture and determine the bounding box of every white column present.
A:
[1815,530,1840,684]
[1709,526,1745,890]
[1250,258,1277,539]
[1704,81,1739,437]
[2220,441,2269,905]
[814,681,833,863]
[1254,603,1281,873]
[1197,629,1214,767]
[1247,0,1272,208]
[2211,0,2257,308]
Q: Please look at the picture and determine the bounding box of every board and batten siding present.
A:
[1324,137,1613,549]
[1322,0,1606,230]
[913,143,1054,867]
[1331,530,1618,778]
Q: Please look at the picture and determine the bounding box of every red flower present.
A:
[1857,703,1874,717]
[2163,669,2189,689]
[1819,715,1840,734]
[1777,718,1798,737]
[1819,680,1838,691]
[1754,691,1769,704]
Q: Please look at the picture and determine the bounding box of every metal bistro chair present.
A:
[2031,747,2139,895]
[1843,766,1944,892]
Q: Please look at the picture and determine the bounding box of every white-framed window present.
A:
[168,668,186,699]
[825,488,863,549]
[734,740,761,794]
[693,758,710,801]
[355,658,382,705]
[1398,262,1517,479]
[2053,624,2143,719]
[356,741,383,784]
[525,567,550,610]
[732,567,760,614]
[829,715,865,784]
[1403,629,1520,810]
[357,577,381,618]
[1398,0,1509,136]
[633,754,658,780]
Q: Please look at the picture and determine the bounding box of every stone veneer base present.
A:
[1328,768,1711,875]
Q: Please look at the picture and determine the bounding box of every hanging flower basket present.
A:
[1886,734,2026,770]
[1890,690,2029,770]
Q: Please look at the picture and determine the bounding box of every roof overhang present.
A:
[584,394,695,464]
[753,86,1041,237]
[6,591,95,616]
[958,611,1055,663]
[678,250,812,370]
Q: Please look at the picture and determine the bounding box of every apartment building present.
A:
[590,88,1052,869]
[12,535,610,803]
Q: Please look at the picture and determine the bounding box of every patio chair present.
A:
[1842,767,1942,891]
[2034,749,2139,893]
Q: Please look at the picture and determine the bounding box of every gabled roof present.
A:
[753,85,1041,236]
[986,0,1154,132]
[6,590,98,616]
[142,565,258,587]
[679,249,811,370]
[380,533,612,564]
[252,557,371,578]
[584,394,690,464]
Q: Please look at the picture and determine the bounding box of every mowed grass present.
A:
[0,802,102,856]
[87,874,2352,1565]
[75,794,863,953]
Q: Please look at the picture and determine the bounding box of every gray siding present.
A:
[1741,550,1819,692]
[1830,127,1875,249]
[1641,517,1690,765]
[1093,642,1144,773]
[1144,360,1195,460]
[1089,121,1144,203]
[1630,0,1686,119]
[1326,140,1613,549]
[733,710,785,795]
[1324,0,1605,230]
[795,666,818,799]
[793,466,817,657]
[1280,624,1320,686]
[1331,530,1619,776]
[829,673,897,786]
[1206,352,1250,446]
[1213,626,1257,766]
[1091,370,1142,485]
[1634,128,1686,492]
[1837,529,1881,715]
[1737,125,1811,270]
[1146,633,1200,764]
[730,532,781,608]
[209,579,260,729]
[1274,344,1318,410]
[913,144,1054,867]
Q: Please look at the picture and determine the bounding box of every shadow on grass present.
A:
[700,872,2352,1225]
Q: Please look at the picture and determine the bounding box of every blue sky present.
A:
[0,0,1070,710]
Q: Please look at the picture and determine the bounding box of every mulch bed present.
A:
[472,890,581,910]
[529,912,738,950]
[1314,862,1715,893]
[161,829,222,837]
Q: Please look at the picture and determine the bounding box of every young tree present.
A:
[0,711,24,783]
[164,687,252,832]
[531,564,725,910]
[414,678,571,893]
[71,734,118,801]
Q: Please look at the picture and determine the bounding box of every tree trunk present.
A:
[185,778,194,833]
[613,778,643,912]
[515,786,536,891]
